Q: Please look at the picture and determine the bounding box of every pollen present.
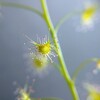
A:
[81,5,97,25]
[37,41,51,55]
[33,54,48,69]
[96,60,100,69]
[82,6,96,21]
[21,90,31,100]
[25,35,56,62]
[84,83,100,100]
[18,89,31,100]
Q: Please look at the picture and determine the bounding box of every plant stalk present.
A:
[40,0,79,100]
[0,2,43,18]
[72,58,99,82]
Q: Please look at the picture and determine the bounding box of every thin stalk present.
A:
[31,97,62,100]
[0,2,43,18]
[40,0,79,100]
[55,3,100,33]
[72,58,99,82]
[55,11,82,33]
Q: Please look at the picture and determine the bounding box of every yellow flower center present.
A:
[89,92,100,100]
[33,56,48,69]
[37,42,51,55]
[33,59,44,68]
[97,60,100,69]
[85,83,100,100]
[82,6,96,22]
[21,90,31,100]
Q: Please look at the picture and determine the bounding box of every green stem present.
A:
[55,11,82,33]
[72,58,99,82]
[31,98,62,100]
[40,0,79,100]
[0,2,43,18]
[55,4,100,33]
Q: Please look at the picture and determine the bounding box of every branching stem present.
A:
[72,58,99,82]
[55,11,82,33]
[40,0,79,100]
[0,2,43,18]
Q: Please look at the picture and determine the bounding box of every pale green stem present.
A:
[55,4,100,33]
[72,58,99,82]
[31,98,62,100]
[0,2,43,18]
[40,0,79,100]
[55,11,82,33]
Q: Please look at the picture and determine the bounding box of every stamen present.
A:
[25,35,36,45]
[47,54,53,63]
[50,52,56,57]
[25,35,56,62]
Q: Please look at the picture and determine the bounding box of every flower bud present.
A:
[32,53,48,71]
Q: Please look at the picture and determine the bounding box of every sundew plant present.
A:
[0,0,100,100]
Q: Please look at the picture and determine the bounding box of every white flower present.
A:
[25,35,56,63]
